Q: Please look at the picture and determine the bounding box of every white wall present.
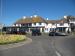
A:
[32,23,46,27]
[12,24,21,27]
[57,23,69,27]
[70,21,75,24]
[44,23,56,33]
[45,23,56,28]
[44,23,70,33]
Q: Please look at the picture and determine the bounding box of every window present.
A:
[52,23,55,25]
[28,23,31,26]
[39,22,41,25]
[34,23,36,25]
[45,28,48,31]
[21,24,25,26]
[21,24,28,27]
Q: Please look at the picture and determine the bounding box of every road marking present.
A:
[56,51,61,56]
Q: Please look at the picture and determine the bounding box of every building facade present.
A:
[5,15,75,33]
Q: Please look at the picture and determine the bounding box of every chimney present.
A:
[33,15,37,17]
[23,16,26,19]
[47,18,48,20]
[64,16,67,19]
[30,16,33,18]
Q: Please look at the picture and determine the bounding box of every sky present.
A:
[0,0,75,26]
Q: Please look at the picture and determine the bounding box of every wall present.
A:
[32,23,46,27]
[44,23,56,33]
[57,23,69,27]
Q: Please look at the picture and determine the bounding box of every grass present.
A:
[0,34,27,45]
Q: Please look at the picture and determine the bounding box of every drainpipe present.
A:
[67,16,70,34]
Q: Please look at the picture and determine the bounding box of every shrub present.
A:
[0,35,27,45]
[0,32,6,35]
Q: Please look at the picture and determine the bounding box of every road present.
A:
[0,34,75,56]
[55,35,75,56]
[0,34,57,56]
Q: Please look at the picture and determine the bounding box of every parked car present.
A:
[49,31,67,36]
[32,29,41,36]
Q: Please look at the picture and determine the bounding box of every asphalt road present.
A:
[0,34,75,56]
[0,34,57,56]
[55,35,75,56]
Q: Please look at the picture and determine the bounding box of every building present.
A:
[12,15,47,33]
[4,15,75,34]
[64,15,75,32]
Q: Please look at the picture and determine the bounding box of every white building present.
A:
[44,20,56,33]
[44,15,75,33]
[12,15,75,33]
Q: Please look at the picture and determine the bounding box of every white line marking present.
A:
[56,51,61,56]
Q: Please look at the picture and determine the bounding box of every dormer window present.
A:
[52,23,55,25]
[60,23,63,26]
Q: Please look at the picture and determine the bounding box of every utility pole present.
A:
[67,15,71,34]
[0,0,2,16]
[0,0,3,35]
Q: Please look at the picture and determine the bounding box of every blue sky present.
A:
[0,0,75,26]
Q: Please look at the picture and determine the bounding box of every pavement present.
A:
[0,34,75,56]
